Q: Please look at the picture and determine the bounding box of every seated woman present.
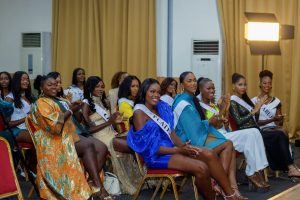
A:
[6,71,35,143]
[0,71,12,100]
[160,77,178,107]
[39,72,110,198]
[252,70,299,175]
[172,72,246,199]
[128,78,242,200]
[108,71,128,113]
[198,77,269,191]
[117,75,141,133]
[82,76,141,195]
[28,74,91,199]
[64,67,85,103]
[229,73,300,179]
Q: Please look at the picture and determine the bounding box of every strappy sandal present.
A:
[231,186,248,200]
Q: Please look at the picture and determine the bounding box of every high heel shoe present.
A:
[288,165,300,182]
[231,186,248,200]
[257,171,270,189]
[247,173,268,193]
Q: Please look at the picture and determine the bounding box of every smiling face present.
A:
[260,76,272,94]
[130,79,139,99]
[20,73,30,90]
[167,80,177,95]
[92,80,105,97]
[145,83,161,107]
[42,78,58,98]
[200,81,215,101]
[76,69,85,84]
[0,73,10,89]
[233,77,247,95]
[182,73,197,95]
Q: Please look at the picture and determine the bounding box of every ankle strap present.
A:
[224,192,235,199]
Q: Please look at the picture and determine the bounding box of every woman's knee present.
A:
[193,162,210,178]
[202,148,218,160]
[225,140,233,150]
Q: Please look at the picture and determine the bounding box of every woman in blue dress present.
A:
[173,72,246,199]
[127,78,240,200]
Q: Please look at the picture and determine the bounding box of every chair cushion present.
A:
[0,138,17,195]
[147,168,183,175]
[18,142,33,149]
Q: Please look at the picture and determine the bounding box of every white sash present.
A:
[118,98,134,107]
[199,102,219,115]
[134,104,173,142]
[252,97,280,119]
[173,100,190,128]
[231,95,253,113]
[83,99,110,121]
[196,93,202,101]
[160,95,174,107]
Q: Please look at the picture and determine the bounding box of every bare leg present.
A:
[168,154,215,200]
[112,137,133,153]
[212,141,233,173]
[194,148,235,197]
[75,136,102,187]
[87,137,108,172]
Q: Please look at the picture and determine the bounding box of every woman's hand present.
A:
[69,101,82,113]
[178,141,201,157]
[274,114,284,122]
[109,112,123,125]
[252,95,268,114]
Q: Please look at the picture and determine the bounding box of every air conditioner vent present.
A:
[193,40,219,55]
[22,33,41,47]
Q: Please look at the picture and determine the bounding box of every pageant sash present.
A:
[252,97,280,119]
[118,98,134,107]
[199,102,219,115]
[134,104,172,141]
[231,95,253,113]
[173,100,190,128]
[83,99,109,121]
[160,95,174,107]
[196,93,202,101]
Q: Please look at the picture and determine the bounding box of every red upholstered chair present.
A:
[0,137,24,200]
[0,114,5,131]
[133,153,198,200]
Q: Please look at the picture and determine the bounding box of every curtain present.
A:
[218,0,300,138]
[52,0,156,88]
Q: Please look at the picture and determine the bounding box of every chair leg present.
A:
[133,177,147,200]
[178,175,188,192]
[28,185,35,198]
[192,176,199,200]
[159,179,169,200]
[238,158,246,170]
[150,178,162,200]
[169,176,179,200]
[264,168,269,183]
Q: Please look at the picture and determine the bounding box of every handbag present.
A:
[104,172,121,195]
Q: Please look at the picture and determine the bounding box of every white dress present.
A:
[64,85,84,103]
[200,101,269,176]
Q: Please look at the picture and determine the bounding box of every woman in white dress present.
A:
[64,67,85,103]
[6,71,35,143]
[160,77,177,107]
[197,77,269,193]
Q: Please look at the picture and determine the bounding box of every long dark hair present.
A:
[48,71,64,97]
[232,73,254,107]
[179,71,205,120]
[0,71,12,100]
[12,71,34,108]
[84,76,108,112]
[135,78,160,105]
[118,75,141,99]
[72,67,85,86]
[160,77,177,96]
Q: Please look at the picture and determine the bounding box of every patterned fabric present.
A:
[173,93,226,149]
[29,97,91,200]
[229,100,258,130]
[127,101,174,168]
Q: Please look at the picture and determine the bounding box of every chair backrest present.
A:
[0,114,5,132]
[25,117,37,148]
[228,114,238,131]
[0,137,24,200]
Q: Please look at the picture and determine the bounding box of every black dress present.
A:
[229,100,293,171]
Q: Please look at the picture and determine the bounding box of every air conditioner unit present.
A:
[20,32,51,79]
[191,40,222,100]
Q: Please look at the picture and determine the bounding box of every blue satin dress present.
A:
[127,101,174,169]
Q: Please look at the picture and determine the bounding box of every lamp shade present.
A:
[245,22,279,41]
